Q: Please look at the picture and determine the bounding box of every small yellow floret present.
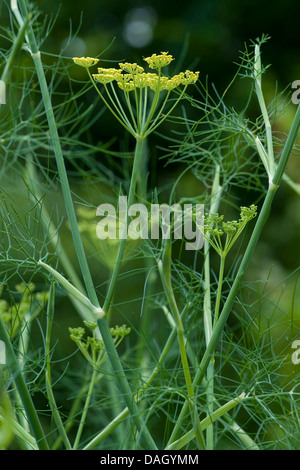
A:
[72,57,99,68]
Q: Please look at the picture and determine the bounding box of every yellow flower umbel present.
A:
[72,57,99,68]
[73,52,199,138]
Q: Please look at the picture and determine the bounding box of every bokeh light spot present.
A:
[123,7,157,48]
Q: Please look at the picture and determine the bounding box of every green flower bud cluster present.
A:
[203,204,257,256]
[0,282,49,337]
[69,322,131,368]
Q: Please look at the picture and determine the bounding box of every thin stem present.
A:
[254,44,275,177]
[0,10,30,107]
[144,90,171,134]
[0,318,49,450]
[73,366,98,449]
[45,284,72,449]
[205,253,225,451]
[213,254,226,327]
[123,88,138,132]
[52,367,104,450]
[141,86,148,130]
[87,70,136,137]
[144,86,188,137]
[25,157,97,327]
[0,411,38,450]
[203,164,222,450]
[141,71,162,133]
[165,393,248,450]
[158,240,205,449]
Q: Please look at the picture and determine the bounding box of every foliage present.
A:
[0,0,300,451]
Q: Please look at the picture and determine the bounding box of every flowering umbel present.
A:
[72,52,199,137]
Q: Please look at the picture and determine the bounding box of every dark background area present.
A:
[37,0,300,90]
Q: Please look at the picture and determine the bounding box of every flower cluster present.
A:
[0,282,49,337]
[72,52,199,136]
[203,204,257,256]
[73,53,199,94]
[69,321,131,368]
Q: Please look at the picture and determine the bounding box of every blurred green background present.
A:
[1,0,300,449]
[1,0,299,357]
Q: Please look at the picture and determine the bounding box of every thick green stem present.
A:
[102,136,146,314]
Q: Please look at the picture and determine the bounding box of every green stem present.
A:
[25,157,97,327]
[141,71,162,133]
[87,70,136,137]
[0,411,38,449]
[45,283,72,449]
[203,164,222,450]
[102,136,146,314]
[158,240,205,449]
[73,366,98,449]
[52,367,103,450]
[213,254,226,328]
[165,393,248,450]
[0,10,30,106]
[0,318,49,450]
[144,86,188,137]
[205,254,225,450]
[254,44,275,177]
